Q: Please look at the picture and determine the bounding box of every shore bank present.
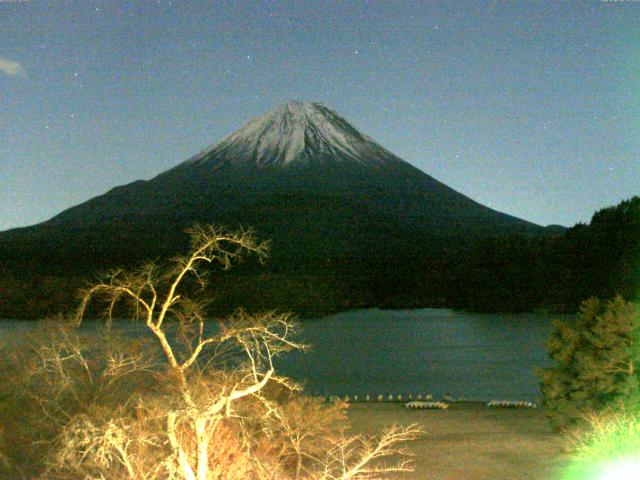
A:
[346,402,568,480]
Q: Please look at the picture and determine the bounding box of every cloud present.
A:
[0,58,25,77]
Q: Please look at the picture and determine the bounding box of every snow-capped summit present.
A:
[0,97,550,321]
[26,99,543,242]
[185,100,402,167]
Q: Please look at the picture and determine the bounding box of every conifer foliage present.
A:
[539,296,640,429]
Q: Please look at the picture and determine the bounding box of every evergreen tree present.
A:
[539,296,640,429]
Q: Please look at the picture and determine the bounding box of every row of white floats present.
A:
[325,395,537,409]
[406,400,537,410]
[328,394,438,403]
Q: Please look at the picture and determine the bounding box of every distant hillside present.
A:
[448,196,640,312]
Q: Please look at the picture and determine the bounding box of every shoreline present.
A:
[346,402,568,480]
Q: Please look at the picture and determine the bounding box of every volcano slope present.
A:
[0,101,546,317]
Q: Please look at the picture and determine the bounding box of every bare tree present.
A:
[49,224,422,480]
[313,424,422,480]
[0,318,161,480]
[74,225,302,479]
[275,397,349,479]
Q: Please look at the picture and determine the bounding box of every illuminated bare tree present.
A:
[313,424,422,480]
[73,225,304,479]
[59,224,422,480]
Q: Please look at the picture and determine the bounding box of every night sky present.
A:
[1,1,638,231]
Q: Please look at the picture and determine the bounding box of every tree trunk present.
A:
[295,450,303,480]
[167,412,197,480]
[195,417,210,480]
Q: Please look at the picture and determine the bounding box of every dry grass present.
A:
[346,402,569,480]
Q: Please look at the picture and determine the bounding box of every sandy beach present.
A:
[347,402,569,480]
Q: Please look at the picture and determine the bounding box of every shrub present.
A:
[0,321,166,479]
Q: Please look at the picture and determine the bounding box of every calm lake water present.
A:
[0,308,567,402]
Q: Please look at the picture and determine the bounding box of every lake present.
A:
[0,308,566,402]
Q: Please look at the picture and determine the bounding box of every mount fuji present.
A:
[0,101,549,314]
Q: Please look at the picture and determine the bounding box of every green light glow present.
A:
[597,458,640,480]
[561,415,640,480]
[562,456,640,480]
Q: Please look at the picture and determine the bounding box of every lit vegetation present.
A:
[0,224,420,480]
[561,411,640,480]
